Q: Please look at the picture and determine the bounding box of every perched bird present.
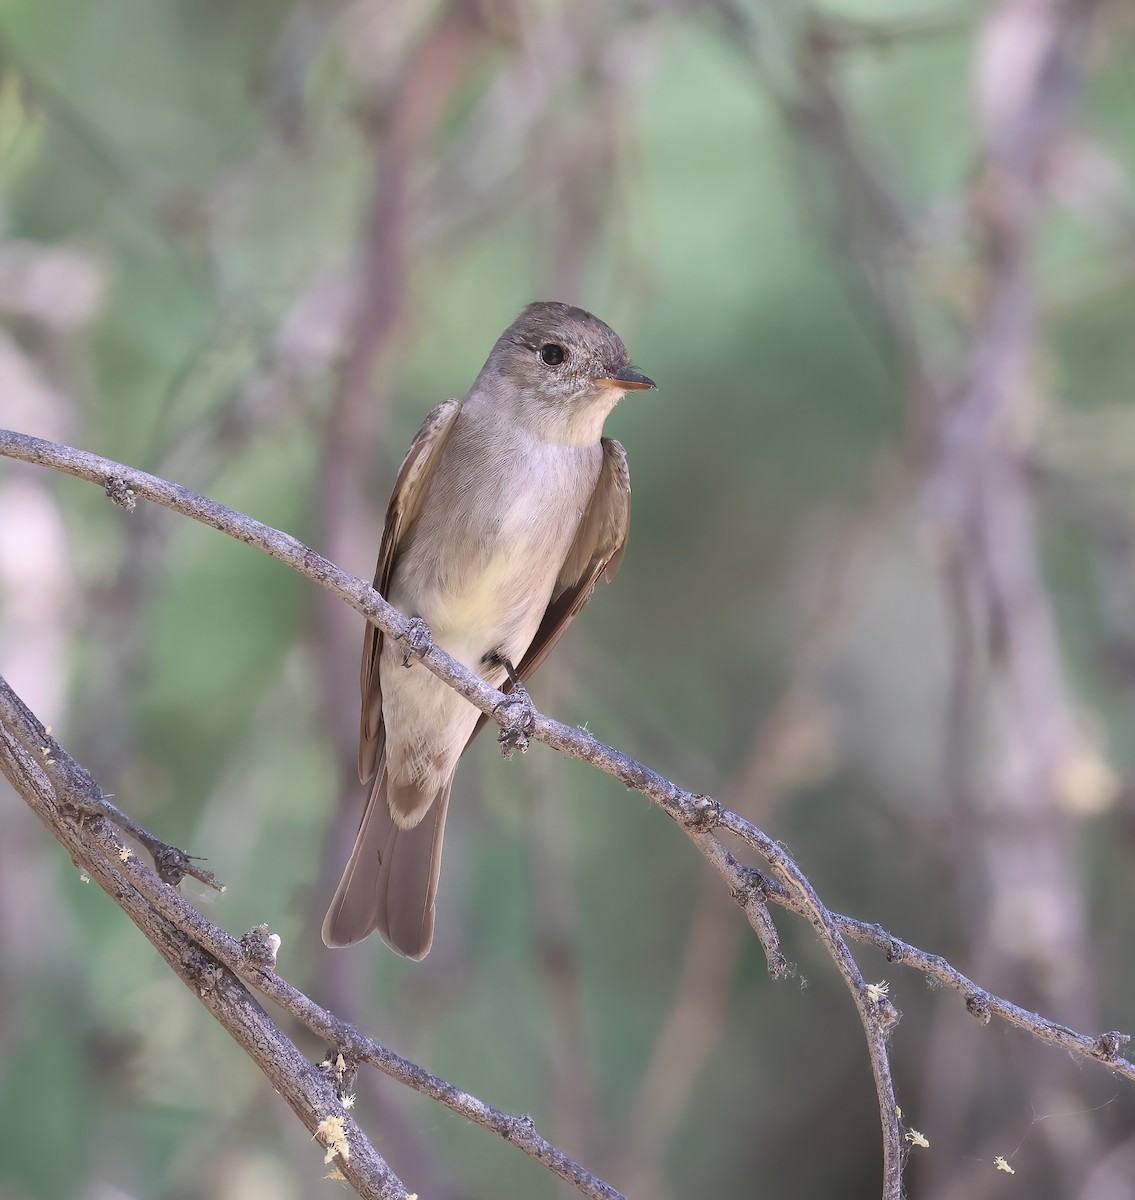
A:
[322,301,654,958]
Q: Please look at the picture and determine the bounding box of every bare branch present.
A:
[0,425,904,1192]
[0,671,628,1200]
[753,871,1135,1083]
[0,680,408,1200]
[3,429,1134,1195]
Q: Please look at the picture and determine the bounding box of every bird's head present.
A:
[479,301,654,444]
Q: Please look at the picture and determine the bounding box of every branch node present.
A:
[1094,1030,1131,1062]
[732,869,789,978]
[104,476,137,511]
[241,923,282,970]
[880,929,906,963]
[875,998,902,1032]
[59,796,99,829]
[685,794,723,832]
[149,842,222,892]
[965,992,993,1025]
[729,864,763,902]
[318,1049,359,1099]
[152,843,191,886]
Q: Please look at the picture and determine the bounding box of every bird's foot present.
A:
[496,682,536,758]
[397,617,433,667]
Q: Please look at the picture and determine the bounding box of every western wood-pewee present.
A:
[322,301,654,959]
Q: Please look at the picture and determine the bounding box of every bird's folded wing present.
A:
[358,397,462,784]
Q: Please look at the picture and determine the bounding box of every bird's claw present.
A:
[397,617,433,667]
[496,683,536,758]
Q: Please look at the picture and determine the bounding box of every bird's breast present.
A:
[388,434,600,666]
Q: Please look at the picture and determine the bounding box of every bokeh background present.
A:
[2,1,1135,1197]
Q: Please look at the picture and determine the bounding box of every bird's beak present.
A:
[594,365,656,391]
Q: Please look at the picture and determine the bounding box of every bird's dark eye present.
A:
[539,343,566,366]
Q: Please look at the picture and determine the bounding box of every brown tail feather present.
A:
[322,761,451,959]
[374,780,451,960]
[321,765,392,949]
